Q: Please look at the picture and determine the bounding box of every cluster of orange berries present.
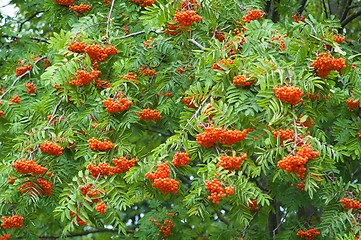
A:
[9,95,20,104]
[211,59,234,71]
[211,29,225,42]
[296,228,321,240]
[165,22,187,36]
[346,98,360,110]
[158,91,173,98]
[174,9,203,27]
[67,41,86,53]
[87,158,137,177]
[140,66,157,76]
[128,0,155,7]
[135,108,162,121]
[0,234,10,240]
[0,110,4,119]
[242,10,265,24]
[277,144,319,179]
[85,45,118,64]
[146,162,179,194]
[248,199,258,210]
[196,125,254,147]
[182,94,202,108]
[1,216,24,229]
[80,184,107,203]
[296,181,305,191]
[305,90,330,101]
[339,198,361,211]
[87,138,113,151]
[358,132,361,138]
[310,52,346,78]
[40,141,64,156]
[69,209,87,225]
[24,82,36,94]
[205,178,234,204]
[233,75,255,87]
[149,216,175,238]
[33,57,51,67]
[291,15,305,23]
[122,72,137,81]
[54,0,73,5]
[143,37,153,48]
[329,34,346,44]
[12,159,48,175]
[15,65,32,77]
[172,152,191,167]
[95,201,107,213]
[94,78,111,89]
[70,69,101,86]
[217,154,247,171]
[18,178,53,196]
[69,4,91,13]
[181,0,199,10]
[102,94,133,113]
[273,86,303,105]
[272,129,295,143]
[271,33,286,51]
[227,29,246,55]
[87,162,114,177]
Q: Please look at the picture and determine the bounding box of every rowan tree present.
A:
[1,0,361,239]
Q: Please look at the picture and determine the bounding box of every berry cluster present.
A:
[331,34,345,44]
[69,69,101,86]
[54,0,73,5]
[146,162,179,194]
[102,94,133,113]
[211,59,234,71]
[122,72,137,80]
[149,217,175,238]
[248,199,258,210]
[8,176,15,184]
[16,64,32,77]
[69,210,87,225]
[9,95,20,104]
[140,66,157,76]
[47,115,64,126]
[346,98,360,110]
[84,45,118,64]
[292,15,305,23]
[205,178,234,204]
[143,37,153,48]
[165,21,186,36]
[1,216,24,229]
[0,234,10,240]
[233,74,255,87]
[128,0,155,7]
[69,4,91,13]
[211,29,225,42]
[24,83,36,94]
[87,138,113,151]
[87,162,114,177]
[174,9,203,27]
[135,108,162,121]
[296,229,321,240]
[112,157,138,173]
[339,198,361,211]
[271,33,286,51]
[310,52,346,78]
[242,10,265,23]
[80,184,106,203]
[94,78,111,89]
[217,154,247,171]
[196,125,253,147]
[273,86,303,105]
[297,114,315,128]
[18,178,53,196]
[95,201,107,214]
[272,129,294,143]
[305,90,330,101]
[227,29,246,55]
[182,94,202,108]
[172,152,191,167]
[296,181,305,191]
[12,159,48,175]
[277,144,319,179]
[68,41,86,53]
[181,0,199,10]
[40,141,64,156]
[0,110,4,119]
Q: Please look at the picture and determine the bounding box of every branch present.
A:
[296,0,307,15]
[184,95,211,128]
[272,211,288,239]
[1,34,49,44]
[47,96,65,127]
[341,8,361,27]
[18,11,44,32]
[0,56,46,101]
[322,0,329,19]
[148,54,167,88]
[188,39,208,51]
[106,0,116,38]
[340,0,353,22]
[215,210,230,225]
[117,30,145,40]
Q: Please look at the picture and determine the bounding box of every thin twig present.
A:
[184,95,211,128]
[106,0,116,38]
[273,211,288,239]
[188,39,208,51]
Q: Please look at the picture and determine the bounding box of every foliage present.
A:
[1,0,361,239]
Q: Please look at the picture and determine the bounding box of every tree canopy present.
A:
[1,0,361,239]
